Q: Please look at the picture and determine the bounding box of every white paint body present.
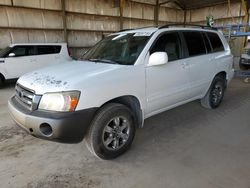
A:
[0,43,71,80]
[16,28,234,123]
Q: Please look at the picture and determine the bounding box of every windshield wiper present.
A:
[88,58,119,64]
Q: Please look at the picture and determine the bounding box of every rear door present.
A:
[181,31,215,98]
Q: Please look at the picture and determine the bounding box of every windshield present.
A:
[83,33,151,65]
[0,46,12,58]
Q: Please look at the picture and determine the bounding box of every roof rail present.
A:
[159,24,217,30]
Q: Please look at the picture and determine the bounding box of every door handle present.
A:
[0,60,4,63]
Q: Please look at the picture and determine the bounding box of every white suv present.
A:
[0,43,71,87]
[8,26,234,159]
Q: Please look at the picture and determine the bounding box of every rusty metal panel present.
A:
[190,2,241,22]
[0,29,11,48]
[142,4,154,20]
[68,31,103,47]
[13,0,62,10]
[69,47,89,59]
[26,30,64,43]
[0,0,11,5]
[4,7,43,28]
[123,19,154,29]
[67,13,119,31]
[1,7,63,29]
[65,0,119,16]
[0,29,64,49]
[159,7,183,22]
[42,11,63,29]
[40,0,62,10]
[0,7,9,26]
[123,1,143,19]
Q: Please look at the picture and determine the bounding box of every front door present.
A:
[145,32,191,116]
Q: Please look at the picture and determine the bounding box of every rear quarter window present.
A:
[206,32,225,52]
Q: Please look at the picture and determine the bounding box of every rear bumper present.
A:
[8,96,97,143]
[240,58,250,65]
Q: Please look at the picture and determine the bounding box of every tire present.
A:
[0,77,4,89]
[239,59,250,70]
[85,103,136,160]
[201,76,225,109]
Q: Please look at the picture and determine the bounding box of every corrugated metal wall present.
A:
[0,0,183,58]
[0,0,245,58]
[187,2,245,58]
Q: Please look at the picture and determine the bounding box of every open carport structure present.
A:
[0,0,250,188]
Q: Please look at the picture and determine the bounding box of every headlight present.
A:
[38,91,80,112]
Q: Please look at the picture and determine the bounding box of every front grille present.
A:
[15,84,36,110]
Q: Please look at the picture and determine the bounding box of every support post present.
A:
[154,0,159,26]
[61,0,68,43]
[119,0,124,30]
[184,9,187,24]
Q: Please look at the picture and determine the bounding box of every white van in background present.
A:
[0,43,72,87]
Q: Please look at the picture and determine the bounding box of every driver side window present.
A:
[151,32,181,62]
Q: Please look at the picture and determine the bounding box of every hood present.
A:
[17,60,123,94]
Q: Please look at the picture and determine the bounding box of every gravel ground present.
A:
[0,78,250,188]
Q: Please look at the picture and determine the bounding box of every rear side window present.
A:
[207,32,224,52]
[182,32,206,57]
[202,33,212,53]
[37,45,61,55]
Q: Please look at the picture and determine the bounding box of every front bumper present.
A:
[8,96,97,143]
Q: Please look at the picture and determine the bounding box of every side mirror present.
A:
[148,52,168,67]
[8,53,15,57]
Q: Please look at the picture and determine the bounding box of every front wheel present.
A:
[201,76,225,109]
[85,103,136,160]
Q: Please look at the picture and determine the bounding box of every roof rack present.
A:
[159,24,217,30]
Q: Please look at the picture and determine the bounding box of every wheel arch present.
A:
[215,71,227,87]
[101,95,144,128]
[0,73,5,82]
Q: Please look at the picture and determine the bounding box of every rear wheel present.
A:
[86,103,136,160]
[201,76,225,109]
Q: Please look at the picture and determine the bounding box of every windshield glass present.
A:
[0,47,12,58]
[83,33,151,65]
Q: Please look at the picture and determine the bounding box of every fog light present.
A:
[40,123,53,136]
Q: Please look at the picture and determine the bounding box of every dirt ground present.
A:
[0,78,250,188]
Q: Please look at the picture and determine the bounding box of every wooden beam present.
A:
[184,9,186,24]
[119,0,124,30]
[154,0,159,26]
[61,0,68,43]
